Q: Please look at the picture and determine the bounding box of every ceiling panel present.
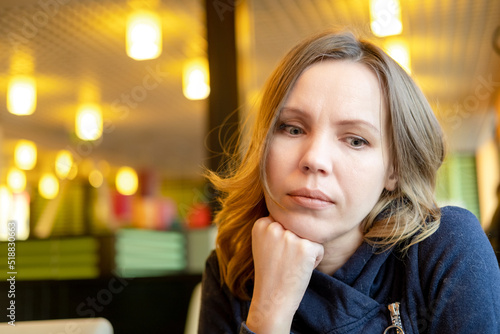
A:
[249,0,500,151]
[0,0,207,178]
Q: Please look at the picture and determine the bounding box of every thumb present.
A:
[313,243,324,269]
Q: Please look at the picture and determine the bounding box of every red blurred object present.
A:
[131,196,178,230]
[113,191,133,224]
[186,203,211,229]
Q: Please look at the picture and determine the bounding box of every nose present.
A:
[299,134,333,175]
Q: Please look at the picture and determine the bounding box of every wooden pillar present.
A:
[205,0,240,173]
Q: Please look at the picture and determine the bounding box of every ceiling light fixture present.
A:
[7,167,26,194]
[15,140,37,170]
[39,173,59,200]
[126,10,162,60]
[0,189,30,241]
[370,0,403,37]
[116,166,138,196]
[76,104,103,141]
[7,75,37,115]
[55,150,74,179]
[0,185,13,240]
[183,58,210,100]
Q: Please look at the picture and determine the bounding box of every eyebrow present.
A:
[335,119,380,134]
[280,107,380,134]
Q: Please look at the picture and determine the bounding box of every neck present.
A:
[316,227,364,276]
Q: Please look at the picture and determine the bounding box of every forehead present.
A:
[281,60,387,126]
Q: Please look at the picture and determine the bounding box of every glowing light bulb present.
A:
[0,186,13,240]
[7,167,26,193]
[15,140,37,170]
[76,104,103,141]
[55,150,74,179]
[183,58,210,100]
[116,166,138,196]
[39,173,59,199]
[126,11,162,60]
[0,190,30,241]
[370,0,403,37]
[7,75,37,115]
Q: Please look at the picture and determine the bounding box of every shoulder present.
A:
[407,208,500,331]
[418,206,491,259]
[201,250,244,307]
[205,250,220,273]
[414,205,500,303]
[437,205,481,232]
[200,250,251,333]
[202,250,223,288]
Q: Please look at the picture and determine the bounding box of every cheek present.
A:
[264,147,279,193]
[339,158,387,198]
[265,143,290,181]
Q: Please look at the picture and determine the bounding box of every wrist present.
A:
[246,297,294,334]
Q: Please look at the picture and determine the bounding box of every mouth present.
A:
[287,188,334,209]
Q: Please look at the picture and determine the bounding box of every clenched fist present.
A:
[246,217,324,333]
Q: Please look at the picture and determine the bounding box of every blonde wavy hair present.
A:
[207,30,445,300]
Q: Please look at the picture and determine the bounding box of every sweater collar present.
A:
[294,242,397,333]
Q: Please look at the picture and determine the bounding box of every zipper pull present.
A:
[383,302,405,334]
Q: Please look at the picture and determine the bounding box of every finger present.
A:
[252,216,273,232]
[313,243,325,268]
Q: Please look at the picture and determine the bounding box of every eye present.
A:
[279,123,304,136]
[346,136,368,148]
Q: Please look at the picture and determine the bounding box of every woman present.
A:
[200,30,500,333]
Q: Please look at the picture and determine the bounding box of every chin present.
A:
[273,208,363,245]
[272,211,327,240]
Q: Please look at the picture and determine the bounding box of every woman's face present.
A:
[264,60,397,248]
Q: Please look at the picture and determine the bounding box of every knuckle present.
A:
[252,221,264,237]
[283,229,297,242]
[298,240,310,253]
[268,222,283,234]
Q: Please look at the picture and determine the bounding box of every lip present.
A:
[288,188,334,209]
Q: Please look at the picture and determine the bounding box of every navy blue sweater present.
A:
[200,206,500,333]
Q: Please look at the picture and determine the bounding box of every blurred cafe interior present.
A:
[0,0,499,332]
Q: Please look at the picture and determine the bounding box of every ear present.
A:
[384,165,398,191]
